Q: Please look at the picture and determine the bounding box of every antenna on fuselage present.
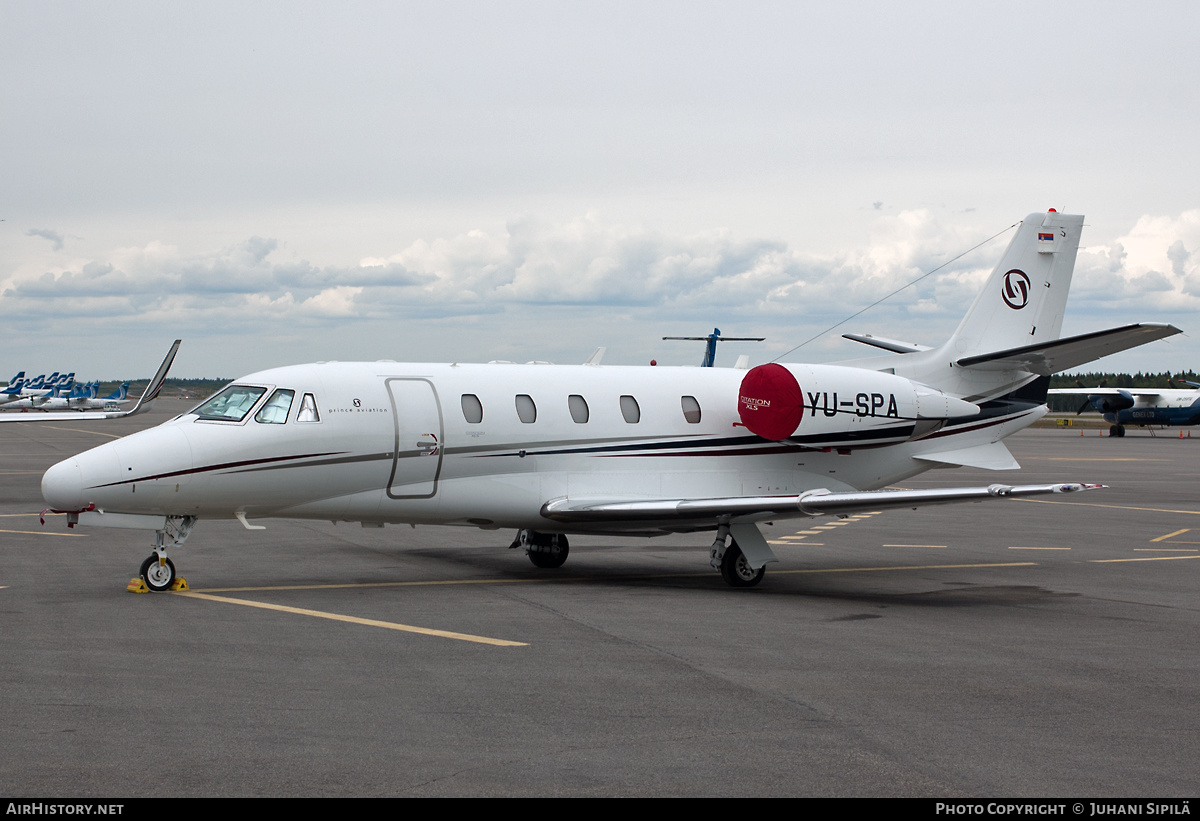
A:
[662,328,764,367]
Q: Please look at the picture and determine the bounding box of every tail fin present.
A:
[945,211,1083,360]
[841,211,1179,403]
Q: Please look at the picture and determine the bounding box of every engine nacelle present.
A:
[737,363,979,444]
[1091,390,1135,413]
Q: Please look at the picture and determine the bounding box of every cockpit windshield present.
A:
[255,389,295,424]
[191,385,268,422]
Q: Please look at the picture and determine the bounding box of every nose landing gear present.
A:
[134,516,196,592]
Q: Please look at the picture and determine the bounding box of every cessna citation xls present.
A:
[41,211,1181,590]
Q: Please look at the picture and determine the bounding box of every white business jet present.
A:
[41,211,1180,590]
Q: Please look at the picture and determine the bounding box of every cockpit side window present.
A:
[255,389,295,424]
[297,393,321,423]
[192,385,268,422]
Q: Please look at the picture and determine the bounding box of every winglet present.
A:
[123,339,181,417]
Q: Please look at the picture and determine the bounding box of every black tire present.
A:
[1116,425,1126,437]
[1110,425,1118,437]
[719,542,765,588]
[527,535,569,569]
[140,554,176,592]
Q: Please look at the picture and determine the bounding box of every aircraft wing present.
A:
[540,481,1101,526]
[956,323,1181,374]
[1047,387,1164,399]
[0,340,180,423]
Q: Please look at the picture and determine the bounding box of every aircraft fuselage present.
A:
[41,360,1029,534]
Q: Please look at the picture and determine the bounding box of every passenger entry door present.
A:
[385,378,444,498]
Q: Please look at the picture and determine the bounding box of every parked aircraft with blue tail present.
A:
[17,382,133,412]
[663,329,765,367]
[1049,384,1200,436]
[0,344,178,423]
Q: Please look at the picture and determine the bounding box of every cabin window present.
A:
[620,395,641,423]
[192,385,268,422]
[681,395,702,424]
[255,389,295,424]
[515,394,537,423]
[297,393,320,422]
[568,394,589,423]
[461,394,483,424]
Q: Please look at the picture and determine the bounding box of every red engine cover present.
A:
[738,363,804,440]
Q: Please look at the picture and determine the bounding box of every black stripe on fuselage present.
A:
[921,392,1044,441]
[476,424,918,459]
[91,451,350,489]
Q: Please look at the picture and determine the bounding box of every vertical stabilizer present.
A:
[946,211,1083,360]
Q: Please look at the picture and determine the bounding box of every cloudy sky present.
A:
[3,1,1198,378]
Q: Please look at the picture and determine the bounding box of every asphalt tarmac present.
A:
[2,401,1197,797]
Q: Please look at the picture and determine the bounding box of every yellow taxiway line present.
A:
[0,528,86,538]
[771,561,1037,575]
[1016,499,1200,515]
[42,425,123,439]
[174,591,527,647]
[1089,555,1200,564]
[1152,528,1191,542]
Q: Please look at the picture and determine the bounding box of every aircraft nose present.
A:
[42,457,84,511]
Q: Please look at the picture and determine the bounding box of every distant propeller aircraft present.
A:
[1049,381,1200,436]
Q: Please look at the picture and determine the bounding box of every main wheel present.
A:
[139,554,177,592]
[527,535,569,569]
[1116,425,1126,437]
[719,542,765,588]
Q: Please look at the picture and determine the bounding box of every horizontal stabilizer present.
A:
[540,482,1101,524]
[842,333,931,354]
[956,323,1181,374]
[914,441,1020,470]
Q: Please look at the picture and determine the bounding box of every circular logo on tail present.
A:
[1001,269,1030,310]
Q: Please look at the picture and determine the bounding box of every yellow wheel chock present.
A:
[126,576,188,592]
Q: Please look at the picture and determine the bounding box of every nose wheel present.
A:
[133,516,196,592]
[139,554,177,592]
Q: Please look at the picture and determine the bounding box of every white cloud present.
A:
[1074,210,1200,310]
[2,208,1197,375]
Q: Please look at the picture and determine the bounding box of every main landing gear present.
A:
[511,529,570,569]
[137,516,196,592]
[509,522,775,587]
[1110,424,1126,437]
[710,523,766,588]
